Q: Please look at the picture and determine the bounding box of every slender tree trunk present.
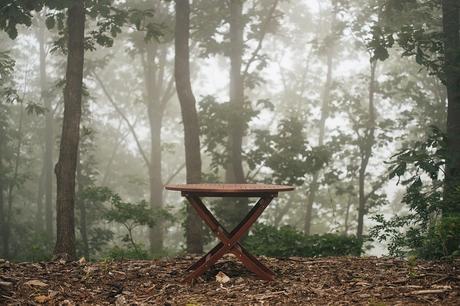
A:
[36,163,45,231]
[142,42,165,254]
[54,0,85,259]
[228,0,246,185]
[442,0,460,214]
[76,149,89,259]
[147,101,164,254]
[0,132,5,257]
[38,19,54,238]
[222,0,249,230]
[356,60,377,239]
[4,98,25,258]
[343,195,352,235]
[101,121,126,186]
[304,39,333,235]
[175,0,203,253]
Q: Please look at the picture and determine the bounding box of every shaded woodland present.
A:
[0,0,458,267]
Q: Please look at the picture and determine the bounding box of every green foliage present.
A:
[199,95,260,173]
[105,194,173,252]
[371,127,460,258]
[77,186,114,258]
[369,0,445,75]
[8,225,53,262]
[248,116,331,185]
[105,245,150,260]
[244,223,364,258]
[106,196,167,228]
[1,0,164,51]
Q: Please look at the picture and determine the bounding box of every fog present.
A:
[0,0,453,262]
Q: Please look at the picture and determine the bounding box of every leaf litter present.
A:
[0,256,458,305]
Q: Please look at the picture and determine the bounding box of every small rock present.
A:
[216,271,230,284]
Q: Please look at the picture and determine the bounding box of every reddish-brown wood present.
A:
[165,183,294,193]
[164,183,294,282]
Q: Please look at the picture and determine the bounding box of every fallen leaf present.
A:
[78,257,86,265]
[24,280,48,287]
[216,271,230,284]
[34,295,51,304]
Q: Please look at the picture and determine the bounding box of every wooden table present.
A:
[164,183,294,282]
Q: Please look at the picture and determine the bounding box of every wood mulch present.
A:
[0,255,459,305]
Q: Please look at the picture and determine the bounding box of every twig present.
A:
[410,289,448,295]
[431,275,450,285]
[93,71,150,168]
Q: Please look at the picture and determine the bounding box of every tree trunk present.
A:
[76,149,89,259]
[147,97,164,254]
[228,0,246,185]
[343,195,352,235]
[174,0,203,253]
[0,133,5,257]
[36,163,45,231]
[38,19,54,238]
[54,0,85,259]
[442,0,460,214]
[304,36,333,235]
[4,98,25,259]
[222,0,249,230]
[356,60,377,239]
[141,41,169,254]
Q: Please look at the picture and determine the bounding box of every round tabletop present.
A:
[164,183,295,193]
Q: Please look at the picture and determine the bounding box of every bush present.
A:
[105,245,150,260]
[371,127,460,259]
[243,223,364,257]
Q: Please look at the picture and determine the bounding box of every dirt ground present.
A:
[0,255,459,305]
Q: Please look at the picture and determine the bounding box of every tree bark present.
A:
[356,60,377,239]
[54,0,85,259]
[175,0,203,253]
[442,0,460,214]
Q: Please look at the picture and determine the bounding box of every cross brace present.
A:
[182,194,276,282]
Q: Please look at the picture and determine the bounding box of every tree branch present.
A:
[93,71,150,168]
[164,162,186,186]
[242,0,280,78]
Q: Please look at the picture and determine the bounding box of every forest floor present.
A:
[0,255,459,305]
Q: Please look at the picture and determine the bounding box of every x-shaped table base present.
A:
[182,193,276,282]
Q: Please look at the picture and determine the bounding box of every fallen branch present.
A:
[0,281,12,288]
[410,289,448,295]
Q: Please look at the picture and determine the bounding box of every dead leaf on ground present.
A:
[216,271,230,284]
[24,280,48,287]
[34,295,51,304]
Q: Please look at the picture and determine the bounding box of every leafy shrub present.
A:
[105,194,173,253]
[243,223,364,257]
[105,245,150,260]
[371,127,460,259]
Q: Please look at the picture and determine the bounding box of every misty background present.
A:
[0,0,453,261]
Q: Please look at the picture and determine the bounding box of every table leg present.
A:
[183,194,275,282]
